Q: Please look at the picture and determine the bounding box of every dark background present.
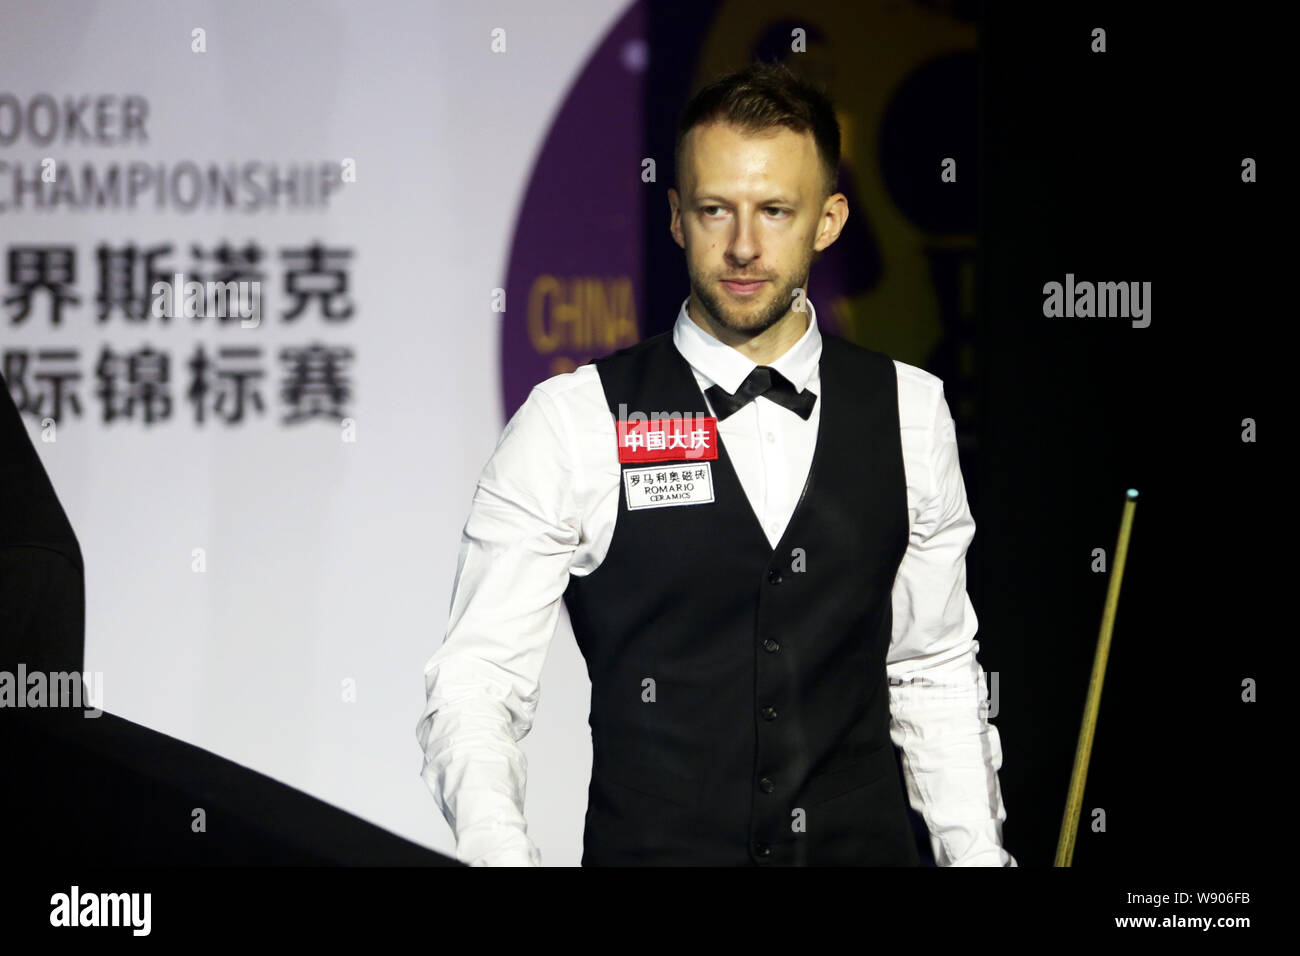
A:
[978,3,1274,869]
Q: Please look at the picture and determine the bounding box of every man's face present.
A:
[670,121,842,338]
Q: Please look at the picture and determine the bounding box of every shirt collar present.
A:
[672,294,822,395]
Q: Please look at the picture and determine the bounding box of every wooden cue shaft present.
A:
[1055,488,1139,867]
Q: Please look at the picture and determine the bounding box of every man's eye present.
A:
[766,207,789,218]
[701,205,723,216]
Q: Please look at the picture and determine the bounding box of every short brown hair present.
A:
[674,59,841,201]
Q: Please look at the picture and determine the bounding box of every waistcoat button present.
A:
[759,777,775,793]
[762,638,780,652]
[767,568,782,584]
[760,705,777,720]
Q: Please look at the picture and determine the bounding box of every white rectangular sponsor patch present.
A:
[624,462,714,510]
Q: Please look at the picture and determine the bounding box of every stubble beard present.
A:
[690,270,807,339]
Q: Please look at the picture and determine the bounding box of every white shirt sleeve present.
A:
[415,385,582,867]
[887,381,1017,867]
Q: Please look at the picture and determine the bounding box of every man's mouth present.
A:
[720,279,767,295]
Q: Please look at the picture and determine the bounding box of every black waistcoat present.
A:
[562,329,919,866]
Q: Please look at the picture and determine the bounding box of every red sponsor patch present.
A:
[616,415,719,463]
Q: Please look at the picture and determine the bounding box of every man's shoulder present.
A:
[527,360,612,434]
[820,332,944,409]
[891,359,946,434]
[509,360,621,487]
[532,361,602,403]
[820,335,946,440]
[890,356,944,400]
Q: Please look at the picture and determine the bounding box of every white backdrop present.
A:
[0,0,627,865]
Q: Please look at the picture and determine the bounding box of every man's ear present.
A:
[668,188,685,249]
[813,192,849,253]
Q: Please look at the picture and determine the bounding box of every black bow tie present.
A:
[704,366,817,421]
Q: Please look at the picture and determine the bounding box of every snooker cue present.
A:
[1054,487,1139,867]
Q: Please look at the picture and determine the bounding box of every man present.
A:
[416,60,1015,867]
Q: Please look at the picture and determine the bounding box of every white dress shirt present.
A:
[416,295,1017,867]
